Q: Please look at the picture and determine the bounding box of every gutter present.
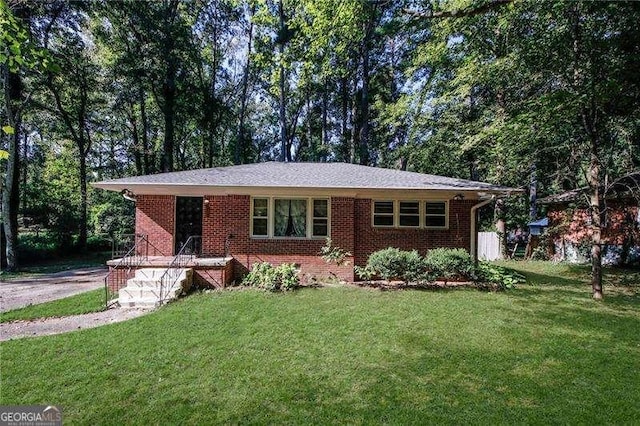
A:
[470,195,495,264]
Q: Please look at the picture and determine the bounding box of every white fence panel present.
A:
[478,232,501,261]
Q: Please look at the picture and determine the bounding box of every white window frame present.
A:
[250,197,330,239]
[424,201,449,229]
[311,199,330,238]
[250,198,270,238]
[371,199,449,229]
[372,200,396,228]
[398,200,421,228]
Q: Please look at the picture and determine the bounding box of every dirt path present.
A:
[0,308,151,341]
[0,267,107,313]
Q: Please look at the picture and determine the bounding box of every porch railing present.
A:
[110,233,138,259]
[103,234,165,308]
[158,235,202,305]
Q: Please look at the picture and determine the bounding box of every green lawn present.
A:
[1,262,638,424]
[0,289,105,323]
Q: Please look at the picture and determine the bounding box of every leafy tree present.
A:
[1,0,56,270]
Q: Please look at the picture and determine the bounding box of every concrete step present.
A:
[118,295,161,308]
[119,286,161,300]
[135,268,170,280]
[118,267,193,308]
[126,279,163,289]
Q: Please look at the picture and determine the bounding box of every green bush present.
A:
[365,248,429,283]
[86,235,112,252]
[424,248,475,280]
[476,262,526,289]
[242,262,300,292]
[17,232,61,262]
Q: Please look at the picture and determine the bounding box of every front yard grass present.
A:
[0,289,105,323]
[1,261,638,424]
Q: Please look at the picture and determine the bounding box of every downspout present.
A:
[470,195,495,264]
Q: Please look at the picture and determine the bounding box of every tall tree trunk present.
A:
[588,139,603,299]
[129,101,143,175]
[162,61,176,172]
[277,0,288,162]
[1,224,6,269]
[358,26,371,166]
[235,4,255,165]
[340,76,349,162]
[495,198,507,259]
[139,83,151,174]
[321,78,328,157]
[160,1,178,173]
[78,147,88,249]
[2,64,22,271]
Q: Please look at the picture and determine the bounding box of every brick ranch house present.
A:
[93,162,519,288]
[539,172,640,265]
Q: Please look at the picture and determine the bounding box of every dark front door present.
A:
[175,196,203,255]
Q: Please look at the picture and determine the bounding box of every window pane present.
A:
[425,216,446,227]
[374,201,394,214]
[253,198,268,217]
[313,199,328,217]
[374,215,394,226]
[274,199,307,237]
[313,219,328,236]
[425,202,446,215]
[399,201,419,215]
[253,218,268,236]
[399,215,420,227]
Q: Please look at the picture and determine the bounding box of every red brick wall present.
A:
[136,194,475,283]
[353,199,474,266]
[202,195,354,282]
[548,201,639,245]
[136,195,175,256]
[193,261,235,288]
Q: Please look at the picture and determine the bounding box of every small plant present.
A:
[242,262,300,292]
[354,265,376,281]
[476,262,526,289]
[424,248,475,281]
[320,238,352,266]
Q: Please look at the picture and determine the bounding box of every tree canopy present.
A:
[1,0,638,296]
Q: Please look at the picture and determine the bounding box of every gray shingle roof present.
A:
[93,162,519,194]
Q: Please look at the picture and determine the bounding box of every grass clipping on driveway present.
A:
[0,289,105,323]
[1,262,638,424]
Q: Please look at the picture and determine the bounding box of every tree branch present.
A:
[405,0,514,20]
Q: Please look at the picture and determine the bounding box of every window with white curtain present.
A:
[251,197,330,238]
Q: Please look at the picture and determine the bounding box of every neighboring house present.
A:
[539,172,640,265]
[93,162,519,287]
[527,217,549,236]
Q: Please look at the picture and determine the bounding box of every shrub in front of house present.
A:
[423,248,476,281]
[242,262,300,291]
[364,247,430,283]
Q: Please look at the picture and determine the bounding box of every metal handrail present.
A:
[111,233,138,259]
[158,236,202,305]
[103,234,166,308]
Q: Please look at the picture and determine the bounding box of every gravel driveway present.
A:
[0,267,108,313]
[0,308,150,341]
[0,267,154,341]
